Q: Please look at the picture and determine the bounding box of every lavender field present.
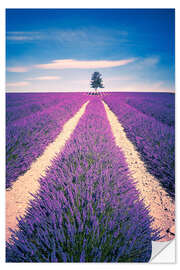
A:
[6,93,88,188]
[6,92,175,262]
[103,93,175,199]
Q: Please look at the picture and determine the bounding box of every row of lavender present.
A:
[6,93,81,123]
[6,99,159,262]
[103,93,175,199]
[126,92,175,126]
[6,93,88,188]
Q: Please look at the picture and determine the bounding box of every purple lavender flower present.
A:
[6,96,159,262]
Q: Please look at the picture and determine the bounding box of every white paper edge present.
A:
[150,239,175,263]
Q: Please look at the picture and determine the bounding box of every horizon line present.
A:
[6,90,175,94]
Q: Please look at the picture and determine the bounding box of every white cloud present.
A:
[6,58,136,73]
[104,75,135,81]
[109,81,171,92]
[6,28,128,44]
[35,58,136,70]
[142,57,159,66]
[135,57,160,70]
[7,66,30,72]
[6,31,42,41]
[27,76,61,81]
[6,81,29,87]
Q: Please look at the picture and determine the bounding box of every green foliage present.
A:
[90,72,104,91]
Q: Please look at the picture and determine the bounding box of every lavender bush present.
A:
[6,93,88,188]
[6,93,82,123]
[6,98,159,262]
[103,93,175,199]
[126,92,175,126]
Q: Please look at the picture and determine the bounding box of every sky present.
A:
[6,9,175,92]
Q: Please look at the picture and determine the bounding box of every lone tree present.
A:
[90,71,104,94]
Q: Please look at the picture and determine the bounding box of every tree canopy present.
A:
[90,72,104,92]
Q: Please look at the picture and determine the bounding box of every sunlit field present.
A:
[6,92,175,262]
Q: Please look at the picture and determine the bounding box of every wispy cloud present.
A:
[108,81,170,92]
[6,81,29,87]
[7,66,30,72]
[35,58,136,70]
[6,31,43,41]
[27,76,61,81]
[55,28,128,46]
[105,75,135,81]
[6,58,136,74]
[136,57,160,69]
[6,28,128,45]
[142,57,159,66]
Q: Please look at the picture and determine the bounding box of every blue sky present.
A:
[6,9,175,92]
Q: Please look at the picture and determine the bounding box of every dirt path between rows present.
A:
[6,101,89,242]
[102,101,175,242]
